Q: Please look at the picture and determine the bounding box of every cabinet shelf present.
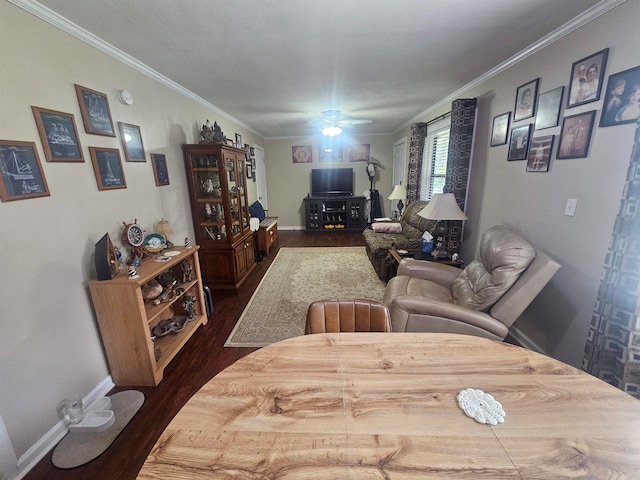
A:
[304,196,366,232]
[145,279,199,325]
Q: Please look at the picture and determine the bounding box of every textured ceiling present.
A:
[30,0,604,138]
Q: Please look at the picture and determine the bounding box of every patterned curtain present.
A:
[583,120,640,399]
[406,122,428,204]
[443,98,477,253]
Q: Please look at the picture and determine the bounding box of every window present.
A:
[419,118,450,200]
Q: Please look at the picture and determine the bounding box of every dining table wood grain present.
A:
[137,332,640,479]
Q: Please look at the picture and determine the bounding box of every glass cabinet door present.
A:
[236,157,250,234]
[189,153,227,242]
[224,153,243,241]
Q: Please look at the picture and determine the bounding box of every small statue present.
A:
[184,237,192,248]
[182,293,196,320]
[200,119,226,143]
[181,260,193,283]
[128,265,139,279]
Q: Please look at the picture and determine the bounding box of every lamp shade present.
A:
[157,219,173,238]
[388,184,407,200]
[417,193,468,220]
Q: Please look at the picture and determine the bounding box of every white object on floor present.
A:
[68,410,115,433]
[457,388,505,425]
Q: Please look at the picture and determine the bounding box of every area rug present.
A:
[224,247,386,347]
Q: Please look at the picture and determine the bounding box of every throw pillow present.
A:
[372,222,402,233]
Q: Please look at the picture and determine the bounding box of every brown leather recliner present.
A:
[305,299,392,334]
[383,225,560,340]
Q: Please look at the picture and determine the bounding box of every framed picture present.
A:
[246,164,253,179]
[507,124,531,161]
[151,153,170,186]
[235,133,242,148]
[89,147,126,190]
[490,112,511,146]
[513,78,539,121]
[535,87,564,130]
[0,140,50,202]
[319,139,342,162]
[31,106,84,162]
[567,48,608,108]
[599,65,640,127]
[526,135,554,172]
[557,110,596,159]
[349,144,370,162]
[74,84,115,136]
[292,145,313,163]
[118,122,146,162]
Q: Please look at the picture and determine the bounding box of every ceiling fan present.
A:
[318,110,372,136]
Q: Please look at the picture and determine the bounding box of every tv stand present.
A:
[304,196,366,232]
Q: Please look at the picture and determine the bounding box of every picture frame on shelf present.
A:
[513,78,539,121]
[507,124,531,161]
[557,110,596,159]
[599,65,640,127]
[235,133,242,148]
[74,84,116,136]
[490,112,510,146]
[0,140,50,202]
[535,86,564,130]
[349,144,370,162]
[89,146,127,190]
[526,135,554,172]
[118,122,146,162]
[566,48,608,108]
[151,153,170,186]
[31,106,84,162]
[292,145,313,163]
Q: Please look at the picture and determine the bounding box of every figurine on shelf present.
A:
[182,293,197,320]
[184,237,192,248]
[200,119,226,144]
[181,260,193,283]
[128,265,139,280]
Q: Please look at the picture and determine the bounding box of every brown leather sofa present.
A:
[363,200,437,281]
[305,299,391,334]
[383,225,560,340]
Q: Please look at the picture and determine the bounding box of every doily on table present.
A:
[457,388,505,425]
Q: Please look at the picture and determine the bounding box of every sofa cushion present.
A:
[451,226,536,311]
[372,222,402,233]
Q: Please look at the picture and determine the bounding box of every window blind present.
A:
[420,119,450,200]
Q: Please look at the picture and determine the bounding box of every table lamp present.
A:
[388,184,407,219]
[157,219,174,248]
[417,193,467,258]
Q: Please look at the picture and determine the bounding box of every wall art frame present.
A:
[507,124,531,161]
[151,153,170,186]
[89,146,127,190]
[526,135,554,172]
[118,122,146,162]
[513,78,539,122]
[235,133,242,148]
[292,145,313,163]
[566,48,609,108]
[557,110,596,159]
[535,86,564,130]
[31,106,84,162]
[599,65,640,127]
[0,140,50,202]
[490,112,511,146]
[74,84,116,136]
[349,144,370,162]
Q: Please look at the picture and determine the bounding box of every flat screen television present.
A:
[311,168,354,196]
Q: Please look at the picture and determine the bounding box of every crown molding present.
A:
[8,0,262,137]
[396,0,627,134]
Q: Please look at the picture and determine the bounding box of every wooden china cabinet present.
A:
[182,144,256,294]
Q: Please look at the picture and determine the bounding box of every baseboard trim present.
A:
[15,375,114,479]
[507,326,548,356]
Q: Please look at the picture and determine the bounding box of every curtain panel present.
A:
[406,122,428,204]
[444,98,477,253]
[583,120,640,399]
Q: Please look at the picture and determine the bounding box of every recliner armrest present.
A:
[397,259,461,287]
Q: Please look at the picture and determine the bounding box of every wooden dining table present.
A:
[137,333,640,479]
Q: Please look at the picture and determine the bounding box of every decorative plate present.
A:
[144,233,166,253]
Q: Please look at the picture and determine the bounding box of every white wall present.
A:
[264,135,394,228]
[395,0,639,367]
[0,2,261,471]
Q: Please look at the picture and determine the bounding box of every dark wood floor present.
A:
[24,231,366,480]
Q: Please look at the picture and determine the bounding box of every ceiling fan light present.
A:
[321,125,342,137]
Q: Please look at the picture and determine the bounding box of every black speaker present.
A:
[202,286,213,318]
